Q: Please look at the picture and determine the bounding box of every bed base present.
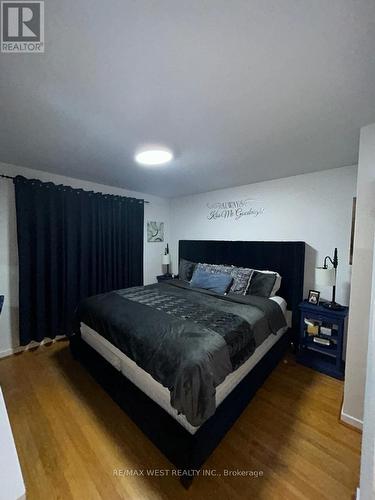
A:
[69,330,291,488]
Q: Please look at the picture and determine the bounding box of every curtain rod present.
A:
[0,174,150,203]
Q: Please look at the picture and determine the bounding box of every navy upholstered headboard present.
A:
[179,240,305,332]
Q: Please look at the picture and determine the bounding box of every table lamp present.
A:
[315,248,345,310]
[162,249,171,276]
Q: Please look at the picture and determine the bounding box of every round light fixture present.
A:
[135,146,173,166]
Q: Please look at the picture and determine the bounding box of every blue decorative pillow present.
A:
[190,268,233,295]
[195,263,253,295]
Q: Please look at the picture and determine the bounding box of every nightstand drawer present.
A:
[302,311,342,324]
[305,313,326,323]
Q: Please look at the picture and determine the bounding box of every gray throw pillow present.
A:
[248,271,277,298]
[229,266,254,294]
[179,258,197,281]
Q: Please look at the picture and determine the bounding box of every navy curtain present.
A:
[14,176,144,345]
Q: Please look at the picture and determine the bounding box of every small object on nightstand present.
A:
[304,318,320,335]
[320,326,333,336]
[315,247,345,310]
[162,244,171,275]
[297,301,348,380]
[312,337,330,347]
[307,289,320,305]
[157,274,173,283]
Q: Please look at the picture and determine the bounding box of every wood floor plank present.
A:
[0,341,361,500]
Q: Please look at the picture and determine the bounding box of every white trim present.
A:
[0,387,26,500]
[340,409,363,430]
[356,487,360,500]
[358,230,375,499]
[0,346,24,359]
[0,336,66,360]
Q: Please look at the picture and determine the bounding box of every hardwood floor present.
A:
[0,340,361,500]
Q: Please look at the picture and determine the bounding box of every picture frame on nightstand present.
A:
[307,289,320,305]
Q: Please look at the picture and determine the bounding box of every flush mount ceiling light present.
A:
[135,146,174,166]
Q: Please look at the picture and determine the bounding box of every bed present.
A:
[70,240,305,487]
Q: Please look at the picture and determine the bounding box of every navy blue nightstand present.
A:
[296,301,348,380]
[156,274,174,283]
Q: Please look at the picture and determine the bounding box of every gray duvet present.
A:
[77,280,286,427]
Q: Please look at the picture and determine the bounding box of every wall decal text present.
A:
[207,198,265,221]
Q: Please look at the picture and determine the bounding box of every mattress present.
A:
[80,296,288,435]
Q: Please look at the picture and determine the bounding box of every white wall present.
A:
[359,234,375,500]
[343,123,375,428]
[0,162,170,357]
[170,166,357,305]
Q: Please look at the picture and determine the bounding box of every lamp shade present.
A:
[162,254,171,265]
[315,267,335,287]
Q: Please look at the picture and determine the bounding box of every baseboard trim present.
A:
[0,336,67,360]
[340,409,363,431]
[0,345,24,359]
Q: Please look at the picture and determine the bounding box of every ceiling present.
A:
[0,0,374,198]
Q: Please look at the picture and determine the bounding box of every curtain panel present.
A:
[14,176,144,345]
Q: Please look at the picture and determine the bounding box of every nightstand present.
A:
[296,301,348,380]
[156,274,174,283]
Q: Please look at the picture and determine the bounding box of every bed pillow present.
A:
[190,268,233,295]
[195,263,253,295]
[228,266,254,294]
[248,271,282,298]
[179,258,197,282]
